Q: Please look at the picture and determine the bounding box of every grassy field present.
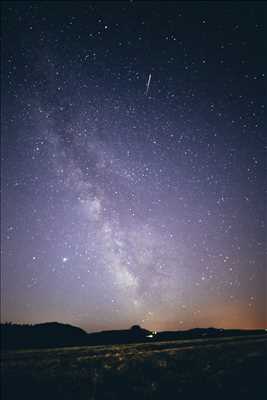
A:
[2,335,267,399]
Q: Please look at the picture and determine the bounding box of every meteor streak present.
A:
[145,73,152,95]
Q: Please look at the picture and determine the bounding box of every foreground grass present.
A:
[2,335,267,399]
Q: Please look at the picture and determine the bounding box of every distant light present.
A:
[147,331,157,338]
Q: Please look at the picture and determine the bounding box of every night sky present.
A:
[2,1,266,332]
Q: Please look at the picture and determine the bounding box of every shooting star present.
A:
[145,73,152,96]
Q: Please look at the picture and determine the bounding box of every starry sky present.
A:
[1,1,266,332]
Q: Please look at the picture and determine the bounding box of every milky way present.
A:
[2,2,266,331]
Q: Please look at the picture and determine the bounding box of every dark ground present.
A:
[1,335,267,400]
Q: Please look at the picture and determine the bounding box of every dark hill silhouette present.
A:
[87,324,151,345]
[1,322,151,349]
[1,322,88,349]
[154,327,267,341]
[1,322,266,350]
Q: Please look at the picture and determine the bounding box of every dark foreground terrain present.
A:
[2,335,266,400]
